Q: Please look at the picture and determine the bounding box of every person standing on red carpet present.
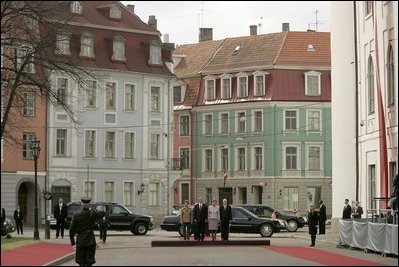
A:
[307,204,319,247]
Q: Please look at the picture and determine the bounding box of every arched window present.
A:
[71,1,82,14]
[367,56,375,114]
[387,45,395,106]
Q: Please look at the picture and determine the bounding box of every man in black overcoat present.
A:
[318,200,326,234]
[54,198,68,238]
[342,198,352,219]
[193,196,208,241]
[69,197,104,266]
[308,204,319,247]
[219,198,232,241]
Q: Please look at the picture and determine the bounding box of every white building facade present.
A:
[331,1,398,229]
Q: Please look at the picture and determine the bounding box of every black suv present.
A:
[237,204,308,232]
[51,202,154,235]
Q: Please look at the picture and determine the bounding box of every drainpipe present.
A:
[353,1,360,202]
[167,77,171,215]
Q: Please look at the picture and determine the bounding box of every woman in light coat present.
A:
[208,199,220,241]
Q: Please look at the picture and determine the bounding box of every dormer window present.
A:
[150,44,162,65]
[112,36,125,61]
[236,72,248,97]
[204,76,216,100]
[56,32,70,55]
[80,33,94,58]
[252,71,269,96]
[71,1,82,14]
[304,71,321,96]
[219,74,232,99]
[110,5,121,19]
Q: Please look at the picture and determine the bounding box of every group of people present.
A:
[180,197,232,241]
[342,199,364,219]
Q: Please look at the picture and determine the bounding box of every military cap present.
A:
[81,196,91,203]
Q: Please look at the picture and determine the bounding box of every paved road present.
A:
[44,226,396,266]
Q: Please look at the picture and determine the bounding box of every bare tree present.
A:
[1,1,98,141]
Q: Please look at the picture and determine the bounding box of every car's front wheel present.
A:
[178,224,184,236]
[133,222,148,235]
[259,223,273,237]
[286,220,298,232]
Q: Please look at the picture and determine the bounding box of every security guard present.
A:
[69,197,104,266]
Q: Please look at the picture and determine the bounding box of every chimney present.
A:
[127,4,135,14]
[250,25,257,36]
[163,33,169,43]
[282,22,290,32]
[199,28,213,42]
[148,15,157,30]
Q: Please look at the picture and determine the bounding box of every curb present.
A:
[43,252,75,266]
[292,234,339,245]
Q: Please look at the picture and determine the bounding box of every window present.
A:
[86,80,97,108]
[220,113,229,134]
[106,82,116,110]
[307,187,321,208]
[56,32,70,55]
[307,110,321,132]
[17,46,34,73]
[367,56,375,114]
[150,134,160,159]
[221,148,229,171]
[221,78,231,99]
[206,188,213,206]
[369,165,376,209]
[387,45,395,106]
[173,86,182,103]
[56,129,67,156]
[112,37,125,61]
[124,132,135,159]
[85,130,96,157]
[57,78,68,105]
[150,86,160,112]
[22,133,35,159]
[254,111,262,132]
[124,182,134,206]
[237,112,246,133]
[365,1,373,16]
[254,147,263,170]
[150,45,162,65]
[204,114,213,135]
[104,181,114,202]
[105,131,115,158]
[285,147,297,170]
[305,71,321,96]
[205,149,213,172]
[308,146,320,170]
[254,75,265,96]
[283,187,298,211]
[80,34,94,57]
[180,115,189,136]
[110,5,121,19]
[125,84,135,111]
[22,91,35,117]
[238,76,248,97]
[205,79,215,100]
[149,183,159,206]
[180,148,189,169]
[84,181,95,200]
[71,1,82,14]
[238,147,246,171]
[284,110,297,131]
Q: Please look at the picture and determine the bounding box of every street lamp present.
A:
[31,137,41,240]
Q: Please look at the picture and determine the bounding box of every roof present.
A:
[274,31,331,66]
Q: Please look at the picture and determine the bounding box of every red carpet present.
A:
[264,246,387,266]
[1,242,74,266]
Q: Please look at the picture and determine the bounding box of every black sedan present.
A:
[160,206,287,237]
[237,204,308,232]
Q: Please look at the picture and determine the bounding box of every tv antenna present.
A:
[198,1,205,28]
[308,10,323,31]
[258,17,263,34]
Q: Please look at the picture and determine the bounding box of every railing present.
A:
[366,208,396,224]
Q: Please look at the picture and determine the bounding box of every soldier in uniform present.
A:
[69,197,104,266]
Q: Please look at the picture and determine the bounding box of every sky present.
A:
[121,1,331,46]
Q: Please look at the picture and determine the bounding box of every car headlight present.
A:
[150,217,154,224]
[303,217,307,222]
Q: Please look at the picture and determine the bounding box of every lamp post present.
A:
[31,137,41,240]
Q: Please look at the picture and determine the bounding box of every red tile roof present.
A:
[274,31,331,67]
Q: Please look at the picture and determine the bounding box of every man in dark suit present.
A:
[70,197,104,266]
[351,201,363,219]
[318,200,326,234]
[13,206,24,234]
[97,206,110,243]
[219,198,232,241]
[54,198,68,238]
[342,198,352,219]
[308,204,319,247]
[193,196,208,241]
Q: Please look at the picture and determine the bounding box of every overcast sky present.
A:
[121,1,330,45]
